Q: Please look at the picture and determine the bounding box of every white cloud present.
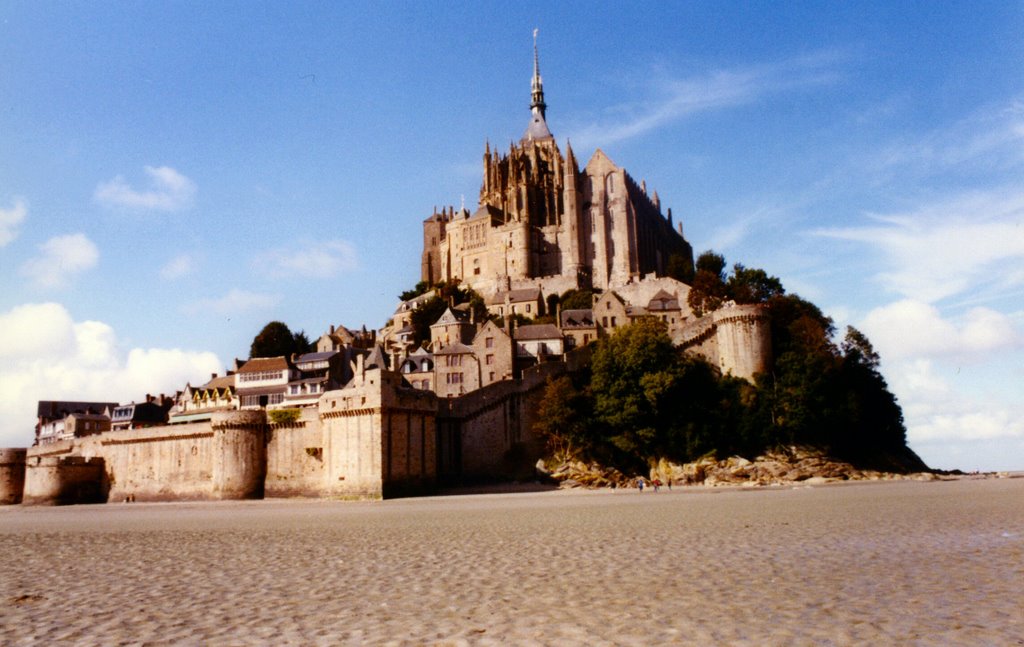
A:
[94,165,197,211]
[862,300,1020,362]
[185,288,280,315]
[255,239,359,278]
[160,253,195,280]
[816,189,1024,303]
[0,302,222,448]
[569,51,842,148]
[19,233,99,289]
[0,198,27,247]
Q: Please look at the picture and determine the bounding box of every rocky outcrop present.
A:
[540,446,943,489]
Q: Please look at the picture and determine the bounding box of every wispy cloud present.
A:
[569,51,842,149]
[185,289,280,315]
[0,198,27,247]
[815,189,1024,303]
[94,165,197,211]
[872,97,1024,177]
[20,233,99,289]
[254,239,359,278]
[160,253,195,280]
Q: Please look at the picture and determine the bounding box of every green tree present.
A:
[399,280,431,302]
[726,264,784,305]
[534,375,594,456]
[250,321,313,358]
[590,318,678,458]
[688,250,728,317]
[666,252,695,283]
[559,288,595,311]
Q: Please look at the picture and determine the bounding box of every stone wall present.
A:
[319,367,438,499]
[438,359,565,482]
[265,407,326,497]
[0,448,27,505]
[675,303,772,382]
[22,455,106,505]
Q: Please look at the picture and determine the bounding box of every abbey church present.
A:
[422,38,694,299]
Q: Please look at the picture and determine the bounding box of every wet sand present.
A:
[2,478,1022,645]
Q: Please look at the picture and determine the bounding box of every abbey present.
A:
[422,39,694,299]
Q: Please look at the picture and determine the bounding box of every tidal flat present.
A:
[2,478,1022,645]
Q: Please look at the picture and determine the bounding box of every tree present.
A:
[399,280,431,302]
[250,321,313,358]
[687,250,729,316]
[534,375,593,456]
[726,264,784,305]
[666,252,695,283]
[559,288,595,311]
[406,280,490,348]
[590,318,678,459]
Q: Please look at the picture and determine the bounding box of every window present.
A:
[486,354,494,365]
[485,337,494,348]
[489,372,495,381]
[611,317,617,327]
[526,304,532,313]
[602,316,608,327]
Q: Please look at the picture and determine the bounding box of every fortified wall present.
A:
[4,357,559,504]
[675,303,772,381]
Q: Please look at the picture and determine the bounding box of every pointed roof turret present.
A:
[523,28,553,143]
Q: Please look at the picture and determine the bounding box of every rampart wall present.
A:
[675,303,771,382]
[0,448,27,504]
[265,407,325,497]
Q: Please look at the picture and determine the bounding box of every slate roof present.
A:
[486,287,542,306]
[433,342,474,356]
[295,351,339,364]
[431,306,469,327]
[514,324,562,341]
[560,309,595,329]
[647,289,680,311]
[238,356,290,373]
[37,401,118,419]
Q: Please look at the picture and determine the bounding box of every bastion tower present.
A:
[422,32,694,298]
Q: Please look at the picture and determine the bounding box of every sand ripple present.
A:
[2,479,1022,645]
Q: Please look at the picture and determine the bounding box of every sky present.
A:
[2,2,1022,471]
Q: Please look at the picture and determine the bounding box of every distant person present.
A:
[637,478,644,492]
[653,478,661,493]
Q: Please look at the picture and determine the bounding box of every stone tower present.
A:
[422,32,693,298]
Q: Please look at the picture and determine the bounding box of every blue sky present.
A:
[2,2,1022,471]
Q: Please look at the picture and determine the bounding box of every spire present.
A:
[523,28,553,142]
[531,28,546,119]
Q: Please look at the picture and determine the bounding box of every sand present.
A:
[1,478,1022,645]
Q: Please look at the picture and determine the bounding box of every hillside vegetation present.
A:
[536,253,928,476]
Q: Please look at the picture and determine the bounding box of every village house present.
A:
[109,396,173,431]
[398,347,434,391]
[169,373,238,423]
[559,308,597,349]
[235,356,298,410]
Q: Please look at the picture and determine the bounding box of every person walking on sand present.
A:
[637,478,645,492]
[653,478,661,493]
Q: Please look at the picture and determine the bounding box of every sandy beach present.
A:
[2,478,1022,645]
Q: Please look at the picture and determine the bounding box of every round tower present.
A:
[211,410,267,500]
[712,304,772,382]
[0,448,27,505]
